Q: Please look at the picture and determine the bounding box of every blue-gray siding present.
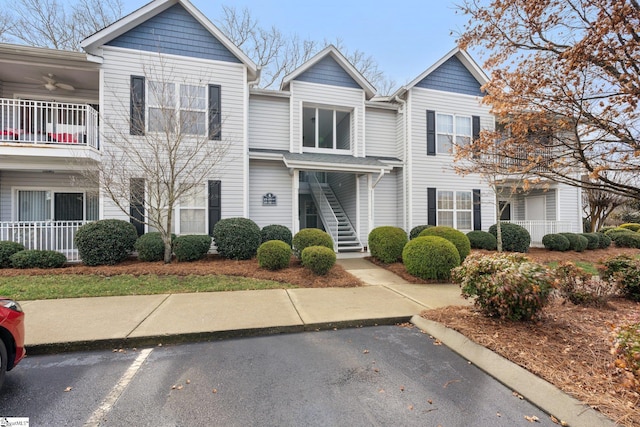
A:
[107,4,241,63]
[296,56,360,89]
[416,56,483,97]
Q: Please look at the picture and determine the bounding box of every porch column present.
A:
[368,173,373,238]
[292,169,299,234]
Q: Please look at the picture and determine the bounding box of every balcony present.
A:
[0,98,99,150]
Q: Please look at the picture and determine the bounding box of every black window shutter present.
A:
[427,187,437,226]
[208,85,221,140]
[473,189,481,231]
[130,178,145,236]
[130,76,145,135]
[208,180,221,236]
[426,110,436,155]
[472,116,480,141]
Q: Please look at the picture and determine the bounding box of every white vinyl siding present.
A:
[248,160,293,229]
[248,95,290,151]
[100,47,247,221]
[408,86,494,231]
[365,107,398,158]
[373,171,400,228]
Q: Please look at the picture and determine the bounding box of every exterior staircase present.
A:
[321,185,362,252]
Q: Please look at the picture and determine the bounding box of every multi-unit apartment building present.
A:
[0,0,582,260]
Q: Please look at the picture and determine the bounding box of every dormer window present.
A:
[302,106,350,151]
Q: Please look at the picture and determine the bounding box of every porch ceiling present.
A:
[0,43,99,93]
[283,152,395,173]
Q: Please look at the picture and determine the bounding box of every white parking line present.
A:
[84,348,153,427]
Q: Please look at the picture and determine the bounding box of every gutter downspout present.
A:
[394,94,408,232]
[248,66,262,88]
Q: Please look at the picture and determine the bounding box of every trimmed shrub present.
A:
[402,236,461,281]
[466,230,497,250]
[75,219,138,266]
[213,217,261,260]
[559,233,588,252]
[542,233,570,252]
[580,232,601,250]
[368,226,408,263]
[488,222,531,253]
[598,225,618,234]
[612,232,640,249]
[597,232,612,249]
[604,227,633,238]
[452,253,554,321]
[135,232,175,262]
[173,235,212,262]
[602,256,640,301]
[301,245,336,275]
[619,223,640,232]
[409,225,432,240]
[261,224,293,247]
[257,240,292,271]
[292,228,334,258]
[0,241,25,268]
[9,250,66,269]
[419,226,471,261]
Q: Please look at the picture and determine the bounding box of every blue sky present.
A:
[120,0,480,86]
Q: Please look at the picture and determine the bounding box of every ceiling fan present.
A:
[28,74,75,91]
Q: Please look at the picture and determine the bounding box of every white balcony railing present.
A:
[0,221,91,263]
[308,173,339,252]
[0,98,99,149]
[504,220,575,247]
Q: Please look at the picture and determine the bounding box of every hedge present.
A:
[466,230,497,250]
[368,226,408,263]
[75,219,138,266]
[488,222,531,253]
[213,217,261,260]
[173,235,212,262]
[419,226,471,261]
[402,236,460,281]
[292,228,334,258]
[257,240,292,270]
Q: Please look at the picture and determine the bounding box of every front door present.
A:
[525,196,545,221]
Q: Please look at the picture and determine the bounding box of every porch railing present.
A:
[0,98,99,149]
[504,220,575,246]
[0,221,91,262]
[308,173,339,252]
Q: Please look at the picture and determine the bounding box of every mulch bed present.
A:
[0,255,362,289]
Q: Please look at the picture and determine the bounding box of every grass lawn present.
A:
[545,260,600,275]
[0,274,294,301]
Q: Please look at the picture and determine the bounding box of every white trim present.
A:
[11,186,96,222]
[249,88,291,98]
[281,45,376,99]
[243,66,249,217]
[13,93,99,104]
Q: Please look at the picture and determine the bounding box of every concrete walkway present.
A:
[19,256,613,427]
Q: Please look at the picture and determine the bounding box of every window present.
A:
[437,190,473,230]
[436,113,472,154]
[148,81,176,133]
[180,85,206,135]
[303,107,350,151]
[146,183,208,235]
[16,190,97,221]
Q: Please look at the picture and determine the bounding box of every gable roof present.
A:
[80,0,257,79]
[281,45,376,100]
[394,47,489,98]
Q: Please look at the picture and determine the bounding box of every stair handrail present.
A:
[309,173,339,252]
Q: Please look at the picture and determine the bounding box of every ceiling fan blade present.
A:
[43,75,56,84]
[56,83,75,91]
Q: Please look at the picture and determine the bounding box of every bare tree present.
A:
[82,59,231,263]
[582,174,629,231]
[2,0,122,50]
[217,6,396,94]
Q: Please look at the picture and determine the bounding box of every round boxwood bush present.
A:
[619,223,640,232]
[9,250,66,269]
[580,232,600,250]
[261,224,292,247]
[0,241,25,268]
[409,225,432,240]
[542,233,570,251]
[75,219,138,266]
[558,233,588,252]
[213,217,261,260]
[488,223,531,253]
[301,245,336,275]
[611,232,640,249]
[292,228,334,258]
[257,240,292,271]
[402,236,461,281]
[597,232,612,249]
[419,226,471,261]
[466,230,497,250]
[368,226,408,263]
[173,235,212,262]
[135,232,175,262]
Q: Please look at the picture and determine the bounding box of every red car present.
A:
[0,298,25,389]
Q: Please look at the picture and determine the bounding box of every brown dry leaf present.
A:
[64,386,72,392]
[550,415,559,424]
[186,379,191,384]
[428,399,433,404]
[212,389,218,394]
[497,412,501,417]
[408,405,414,410]
[378,389,385,393]
[433,339,442,346]
[363,349,370,354]
[400,385,405,392]
[524,415,540,423]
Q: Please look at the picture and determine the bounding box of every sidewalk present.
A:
[21,257,468,353]
[18,256,614,427]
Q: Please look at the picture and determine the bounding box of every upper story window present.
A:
[436,113,471,154]
[130,76,221,140]
[302,107,350,151]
